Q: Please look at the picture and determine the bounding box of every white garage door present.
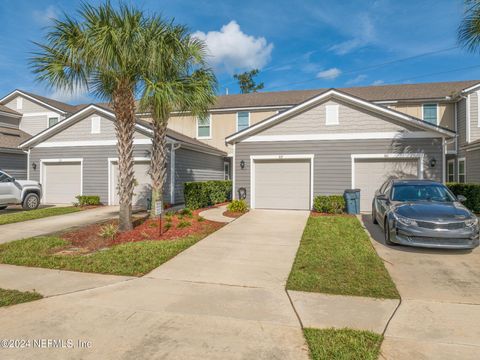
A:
[43,162,82,204]
[253,159,311,210]
[354,158,420,212]
[111,161,151,208]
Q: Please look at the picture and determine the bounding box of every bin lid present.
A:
[344,189,360,193]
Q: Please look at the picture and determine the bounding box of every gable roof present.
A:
[0,90,77,114]
[0,126,31,150]
[226,89,456,144]
[18,104,226,156]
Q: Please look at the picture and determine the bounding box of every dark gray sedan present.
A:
[372,179,479,249]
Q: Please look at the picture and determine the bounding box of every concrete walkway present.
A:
[0,264,133,297]
[198,204,234,223]
[0,210,311,359]
[0,206,119,244]
[360,215,480,360]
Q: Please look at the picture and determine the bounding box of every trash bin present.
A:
[344,189,360,214]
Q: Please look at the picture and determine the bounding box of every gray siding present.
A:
[466,149,480,183]
[260,99,420,136]
[29,145,171,205]
[0,151,27,179]
[174,148,225,202]
[235,138,443,206]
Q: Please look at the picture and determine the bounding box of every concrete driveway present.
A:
[361,215,480,360]
[0,210,310,359]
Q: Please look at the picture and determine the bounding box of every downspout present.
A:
[170,142,181,205]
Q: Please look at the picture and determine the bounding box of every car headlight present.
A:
[393,212,418,227]
[465,218,479,228]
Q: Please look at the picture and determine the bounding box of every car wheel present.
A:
[384,218,396,246]
[0,205,7,210]
[22,193,40,210]
[372,204,378,224]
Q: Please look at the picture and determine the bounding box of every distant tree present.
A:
[458,0,480,52]
[233,69,264,93]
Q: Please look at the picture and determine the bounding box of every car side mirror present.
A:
[457,195,467,203]
[9,177,15,182]
[377,194,389,202]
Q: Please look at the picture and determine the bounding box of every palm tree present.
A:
[458,1,480,52]
[31,2,152,231]
[139,22,217,215]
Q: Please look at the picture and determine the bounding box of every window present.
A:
[237,111,250,131]
[224,162,230,180]
[0,171,11,182]
[16,98,22,110]
[447,160,455,183]
[325,104,339,125]
[91,116,101,134]
[458,158,466,183]
[391,184,456,202]
[197,114,211,138]
[48,117,59,127]
[423,103,438,125]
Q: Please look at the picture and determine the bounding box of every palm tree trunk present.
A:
[150,118,168,217]
[112,87,136,231]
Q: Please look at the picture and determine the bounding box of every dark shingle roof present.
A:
[0,126,31,149]
[18,90,78,113]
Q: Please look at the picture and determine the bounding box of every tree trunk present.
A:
[112,87,136,231]
[149,117,168,217]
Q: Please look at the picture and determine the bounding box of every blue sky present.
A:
[0,0,479,104]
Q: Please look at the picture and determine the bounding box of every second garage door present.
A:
[253,159,311,210]
[43,162,82,204]
[111,161,151,208]
[354,157,420,212]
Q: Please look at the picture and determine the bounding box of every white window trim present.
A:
[351,153,425,189]
[477,90,480,128]
[107,157,150,206]
[447,159,455,183]
[236,111,250,132]
[422,103,439,126]
[39,158,83,204]
[466,95,471,143]
[458,157,466,183]
[249,154,314,210]
[325,104,339,126]
[224,161,231,180]
[91,116,101,134]
[196,114,212,139]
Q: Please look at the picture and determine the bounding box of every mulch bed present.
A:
[223,210,246,218]
[58,208,224,252]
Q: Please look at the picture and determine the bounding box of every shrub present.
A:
[75,195,101,206]
[197,216,205,222]
[98,224,118,240]
[184,180,232,209]
[177,220,191,229]
[313,195,345,214]
[446,182,480,213]
[164,222,172,231]
[227,199,248,213]
[179,208,193,218]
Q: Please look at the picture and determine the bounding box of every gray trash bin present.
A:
[344,189,360,214]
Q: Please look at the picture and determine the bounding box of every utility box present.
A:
[344,189,360,214]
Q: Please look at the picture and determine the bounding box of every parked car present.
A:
[0,170,42,210]
[372,179,479,249]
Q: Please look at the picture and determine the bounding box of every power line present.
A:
[390,64,480,83]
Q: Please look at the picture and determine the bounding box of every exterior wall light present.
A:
[429,158,437,168]
[32,162,37,170]
[240,160,245,169]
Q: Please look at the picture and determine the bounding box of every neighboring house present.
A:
[18,104,226,206]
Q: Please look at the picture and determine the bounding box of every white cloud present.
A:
[372,80,384,85]
[328,13,376,55]
[347,74,368,85]
[49,86,89,104]
[317,68,342,80]
[33,5,59,26]
[193,21,273,73]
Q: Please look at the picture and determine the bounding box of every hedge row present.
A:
[313,195,345,214]
[184,180,232,210]
[446,182,480,213]
[75,195,101,206]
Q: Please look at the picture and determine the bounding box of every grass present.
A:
[304,328,383,360]
[0,232,210,276]
[287,216,399,299]
[0,288,43,307]
[0,207,81,226]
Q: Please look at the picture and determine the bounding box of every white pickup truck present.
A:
[0,170,42,210]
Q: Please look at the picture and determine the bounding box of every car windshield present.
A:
[391,184,456,202]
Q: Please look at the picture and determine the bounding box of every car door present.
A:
[0,172,16,204]
[376,180,392,221]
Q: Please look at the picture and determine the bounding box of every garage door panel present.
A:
[112,161,151,208]
[355,158,419,212]
[43,162,82,204]
[254,159,310,210]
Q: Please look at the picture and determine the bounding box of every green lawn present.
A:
[0,206,81,225]
[304,328,383,360]
[0,288,43,307]
[0,233,207,276]
[287,216,399,299]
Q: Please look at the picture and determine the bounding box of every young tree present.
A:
[31,2,154,231]
[139,22,217,216]
[233,69,264,93]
